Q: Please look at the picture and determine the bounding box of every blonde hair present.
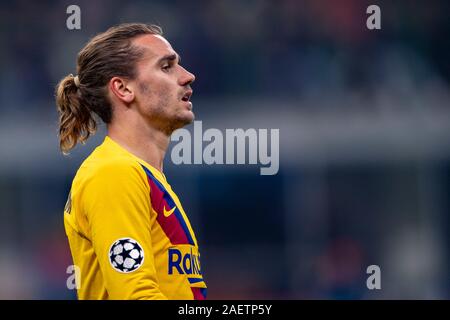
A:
[55,23,162,154]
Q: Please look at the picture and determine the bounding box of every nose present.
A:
[179,66,196,86]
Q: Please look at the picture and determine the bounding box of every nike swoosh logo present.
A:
[163,205,176,217]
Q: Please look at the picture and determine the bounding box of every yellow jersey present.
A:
[63,136,207,299]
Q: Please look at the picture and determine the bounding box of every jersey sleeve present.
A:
[82,159,167,300]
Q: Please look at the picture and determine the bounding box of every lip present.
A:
[181,90,193,102]
[183,100,193,110]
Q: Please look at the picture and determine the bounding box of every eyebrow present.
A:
[156,53,181,65]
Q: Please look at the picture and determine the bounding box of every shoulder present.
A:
[75,152,148,189]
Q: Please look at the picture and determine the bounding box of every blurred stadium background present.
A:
[0,0,449,299]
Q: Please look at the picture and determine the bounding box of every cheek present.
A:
[138,76,177,108]
[152,86,176,113]
[157,83,177,103]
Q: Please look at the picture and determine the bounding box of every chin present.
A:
[164,112,195,135]
[185,110,195,123]
[178,109,195,125]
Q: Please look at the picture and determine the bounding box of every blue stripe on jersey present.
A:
[188,277,204,284]
[140,164,195,245]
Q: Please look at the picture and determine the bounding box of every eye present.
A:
[162,64,172,72]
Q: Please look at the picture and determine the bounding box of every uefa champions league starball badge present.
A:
[109,238,144,273]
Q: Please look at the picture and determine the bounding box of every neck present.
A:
[107,121,169,173]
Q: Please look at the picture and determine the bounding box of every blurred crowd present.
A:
[1,0,448,114]
[0,0,449,299]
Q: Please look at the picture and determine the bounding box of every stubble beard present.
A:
[152,94,194,136]
[139,82,193,136]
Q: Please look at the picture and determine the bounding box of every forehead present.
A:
[132,34,176,60]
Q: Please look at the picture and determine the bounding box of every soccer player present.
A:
[55,23,206,300]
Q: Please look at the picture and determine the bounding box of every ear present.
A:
[109,77,134,104]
